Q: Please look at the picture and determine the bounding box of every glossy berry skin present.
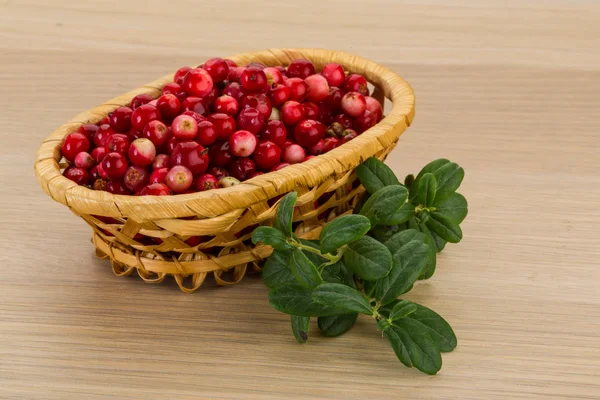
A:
[227,66,246,83]
[153,153,171,168]
[224,59,238,68]
[130,94,153,110]
[304,74,329,102]
[209,166,229,181]
[174,66,192,85]
[222,82,245,102]
[195,173,220,191]
[252,141,281,170]
[171,115,198,140]
[294,119,325,147]
[228,157,256,181]
[109,106,133,133]
[131,104,161,132]
[165,165,194,193]
[105,180,130,195]
[268,84,290,107]
[284,78,309,102]
[353,110,378,133]
[139,182,171,196]
[208,141,233,167]
[287,59,316,79]
[323,87,343,110]
[240,67,268,92]
[128,138,157,167]
[90,166,102,183]
[241,93,272,120]
[203,57,230,83]
[91,147,107,164]
[204,86,221,105]
[162,82,185,99]
[341,92,367,117]
[61,133,90,161]
[105,133,130,154]
[213,95,239,116]
[323,137,340,152]
[271,162,290,172]
[263,67,284,85]
[283,143,305,164]
[236,107,264,135]
[303,102,320,120]
[96,163,109,180]
[182,68,214,97]
[156,94,181,120]
[208,113,237,140]
[343,74,369,96]
[167,137,179,154]
[182,97,210,116]
[308,140,325,155]
[63,166,90,185]
[149,167,169,184]
[229,130,257,157]
[76,123,99,142]
[101,152,128,179]
[281,101,305,126]
[124,165,150,193]
[142,120,170,148]
[259,120,287,147]
[127,127,143,141]
[365,96,383,121]
[181,111,206,124]
[321,63,345,87]
[197,120,218,146]
[334,113,354,129]
[170,141,209,176]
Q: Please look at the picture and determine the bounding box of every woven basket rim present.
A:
[34,48,415,221]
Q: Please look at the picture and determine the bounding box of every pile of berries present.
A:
[60,58,383,196]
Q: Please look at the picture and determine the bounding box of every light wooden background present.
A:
[1,1,599,399]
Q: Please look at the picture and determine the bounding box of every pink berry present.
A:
[130,94,153,110]
[63,166,90,185]
[253,140,281,170]
[321,63,345,87]
[208,113,237,140]
[105,133,130,154]
[365,96,383,121]
[241,93,272,120]
[285,77,308,102]
[181,111,206,124]
[259,120,287,147]
[139,182,171,196]
[149,167,169,184]
[142,120,170,148]
[165,165,194,193]
[170,141,209,176]
[305,74,329,102]
[222,82,245,102]
[195,173,220,191]
[354,110,378,133]
[334,114,354,129]
[101,152,128,179]
[209,166,229,181]
[343,74,369,96]
[240,67,268,92]
[294,119,325,147]
[323,137,340,152]
[61,133,90,161]
[76,123,98,142]
[196,120,217,146]
[287,59,315,79]
[227,66,246,83]
[303,102,320,120]
[124,165,150,192]
[128,138,157,167]
[171,115,198,140]
[228,157,256,181]
[214,95,239,116]
[74,152,94,169]
[341,92,367,117]
[271,162,290,172]
[131,104,161,132]
[281,101,305,126]
[208,141,233,167]
[174,67,192,85]
[268,84,290,107]
[283,144,306,164]
[109,106,133,133]
[156,94,181,120]
[203,57,230,83]
[152,154,170,170]
[236,108,264,135]
[229,130,257,157]
[264,67,284,85]
[91,147,107,164]
[182,97,210,116]
[182,68,214,97]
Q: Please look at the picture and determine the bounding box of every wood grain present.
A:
[1,1,599,399]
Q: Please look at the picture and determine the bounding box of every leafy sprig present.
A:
[252,157,468,375]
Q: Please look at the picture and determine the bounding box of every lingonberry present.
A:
[105,133,130,154]
[228,157,256,181]
[283,143,306,164]
[128,138,157,167]
[124,165,150,193]
[269,108,280,121]
[165,165,194,193]
[294,119,326,147]
[130,94,153,110]
[321,63,345,87]
[343,74,369,96]
[209,166,229,181]
[304,155,316,161]
[182,97,210,116]
[204,86,221,105]
[109,106,133,133]
[236,107,264,135]
[275,65,288,77]
[353,110,378,133]
[253,140,281,170]
[229,130,257,157]
[101,152,128,179]
[305,74,329,102]
[271,162,290,171]
[219,176,241,187]
[287,59,315,79]
[259,120,287,146]
[224,59,238,68]
[240,67,268,92]
[181,110,207,124]
[96,163,109,180]
[263,67,284,85]
[227,66,246,83]
[197,120,218,146]
[167,137,180,154]
[241,93,272,120]
[222,82,245,102]
[152,154,170,170]
[139,182,171,196]
[323,87,343,110]
[308,140,326,155]
[162,82,186,100]
[142,120,170,148]
[365,96,383,120]
[214,95,239,116]
[247,62,266,70]
[182,68,214,97]
[77,123,99,142]
[334,113,354,129]
[285,77,309,102]
[174,66,192,85]
[248,171,264,179]
[98,116,110,125]
[341,92,367,117]
[131,104,161,132]
[208,113,237,140]
[74,152,94,169]
[127,127,143,141]
[170,141,209,176]
[156,94,181,120]
[208,141,233,167]
[149,167,169,184]
[61,132,90,161]
[91,147,107,164]
[105,180,130,195]
[326,122,345,138]
[303,101,320,120]
[171,114,198,140]
[281,101,305,126]
[203,57,230,83]
[63,166,90,185]
[319,104,336,126]
[268,84,290,107]
[282,139,295,149]
[323,137,340,152]
[195,173,220,191]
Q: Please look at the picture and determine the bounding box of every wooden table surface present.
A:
[1,1,599,399]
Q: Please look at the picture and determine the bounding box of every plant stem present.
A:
[289,241,346,272]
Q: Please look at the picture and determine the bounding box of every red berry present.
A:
[109,106,133,133]
[248,171,264,179]
[124,166,150,193]
[128,138,157,167]
[167,137,180,154]
[171,114,198,140]
[228,157,256,181]
[105,133,130,154]
[341,92,367,117]
[208,141,232,167]
[224,59,238,68]
[156,94,181,120]
[247,62,266,70]
[214,95,239,116]
[303,102,320,120]
[222,82,246,102]
[182,68,214,97]
[181,110,207,124]
[139,183,170,196]
[91,147,107,164]
[281,101,305,126]
[236,108,264,135]
[162,82,185,99]
[90,166,102,182]
[271,162,290,172]
[174,66,192,85]
[275,66,288,77]
[105,180,130,195]
[229,130,257,157]
[285,77,308,102]
[203,57,230,83]
[170,141,209,176]
[263,67,284,85]
[61,133,90,161]
[241,93,272,120]
[253,141,281,170]
[294,119,325,147]
[304,155,316,161]
[354,110,378,133]
[182,96,210,116]
[197,120,217,146]
[283,139,295,149]
[130,94,153,110]
[287,59,315,79]
[208,113,237,140]
[74,152,94,170]
[142,120,170,148]
[152,154,170,170]
[268,84,290,107]
[195,173,220,191]
[227,66,246,83]
[127,127,143,141]
[308,140,325,155]
[149,167,169,184]
[305,74,329,102]
[209,166,229,181]
[76,123,99,142]
[131,104,161,132]
[323,87,343,110]
[283,143,305,164]
[334,114,354,129]
[240,67,268,92]
[96,163,109,180]
[165,165,194,193]
[323,137,340,152]
[204,86,221,105]
[259,120,287,147]
[343,74,369,96]
[321,63,345,87]
[101,152,128,179]
[365,96,383,121]
[63,166,90,185]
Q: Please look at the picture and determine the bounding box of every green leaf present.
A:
[378,203,415,226]
[384,321,442,375]
[410,159,449,201]
[322,259,355,288]
[383,324,412,367]
[275,192,297,237]
[299,239,328,266]
[290,249,323,289]
[377,318,392,331]
[432,162,464,201]
[427,212,463,243]
[262,249,295,289]
[251,226,292,251]
[312,283,374,315]
[406,304,457,352]
[369,224,404,243]
[355,157,401,194]
[291,315,310,343]
[417,224,437,279]
[359,185,408,226]
[268,283,346,317]
[343,236,393,281]
[430,229,447,252]
[317,313,358,337]
[319,214,371,254]
[404,174,415,191]
[417,173,437,207]
[353,191,370,215]
[433,192,468,224]
[389,300,418,321]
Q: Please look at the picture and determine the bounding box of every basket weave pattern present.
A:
[34,49,415,293]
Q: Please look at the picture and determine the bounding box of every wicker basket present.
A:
[34,48,415,293]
